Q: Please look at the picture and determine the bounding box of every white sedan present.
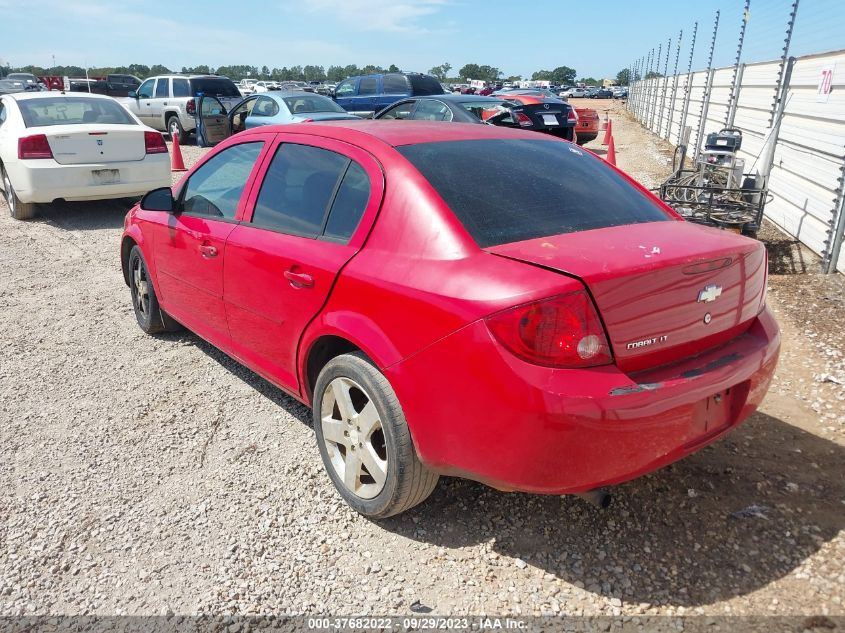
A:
[0,92,171,220]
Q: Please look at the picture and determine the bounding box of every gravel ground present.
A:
[1,129,843,619]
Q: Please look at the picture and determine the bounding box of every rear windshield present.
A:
[190,78,240,98]
[408,74,445,96]
[17,97,135,127]
[398,139,669,247]
[283,95,345,114]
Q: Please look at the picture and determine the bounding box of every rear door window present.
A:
[377,101,414,120]
[397,139,668,248]
[324,162,370,242]
[251,144,349,238]
[411,100,451,121]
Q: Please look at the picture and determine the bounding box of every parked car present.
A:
[228,91,358,133]
[334,72,444,118]
[279,81,314,92]
[237,78,258,97]
[594,88,614,99]
[85,74,142,97]
[253,81,281,93]
[120,74,243,140]
[0,74,46,95]
[584,87,600,98]
[315,83,337,96]
[121,120,778,518]
[560,87,587,98]
[0,92,170,220]
[492,93,577,141]
[612,87,629,99]
[374,94,516,124]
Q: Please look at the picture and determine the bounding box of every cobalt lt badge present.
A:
[697,284,722,303]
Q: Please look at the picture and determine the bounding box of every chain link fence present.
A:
[626,0,845,274]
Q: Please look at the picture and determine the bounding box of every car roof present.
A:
[3,91,118,102]
[237,119,560,148]
[399,94,507,103]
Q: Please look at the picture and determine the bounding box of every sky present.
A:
[1,0,843,80]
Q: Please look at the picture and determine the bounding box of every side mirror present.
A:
[128,90,137,99]
[140,187,177,213]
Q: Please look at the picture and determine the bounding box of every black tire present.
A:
[128,245,181,334]
[313,352,439,518]
[166,115,185,141]
[2,164,37,220]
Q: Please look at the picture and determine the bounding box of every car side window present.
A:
[0,102,6,126]
[335,79,355,98]
[154,79,169,98]
[358,77,377,96]
[137,79,154,99]
[323,162,370,242]
[181,142,264,220]
[172,78,190,97]
[378,102,413,120]
[411,100,451,121]
[251,144,349,238]
[253,96,279,117]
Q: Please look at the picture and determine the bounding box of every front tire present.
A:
[2,165,37,220]
[313,352,439,518]
[128,246,181,334]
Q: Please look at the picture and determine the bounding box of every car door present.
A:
[223,135,384,393]
[333,78,357,112]
[228,96,258,133]
[247,96,281,128]
[352,76,379,116]
[198,96,232,145]
[133,78,155,124]
[152,139,269,347]
[375,73,408,112]
[150,78,169,126]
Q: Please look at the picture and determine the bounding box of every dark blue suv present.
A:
[334,72,444,117]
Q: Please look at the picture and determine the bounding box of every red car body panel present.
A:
[574,107,599,143]
[121,120,780,495]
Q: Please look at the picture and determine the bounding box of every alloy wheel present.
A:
[3,170,15,215]
[320,377,388,499]
[132,257,150,317]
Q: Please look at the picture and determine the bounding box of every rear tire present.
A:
[2,165,37,220]
[167,116,185,141]
[128,245,181,334]
[313,352,439,519]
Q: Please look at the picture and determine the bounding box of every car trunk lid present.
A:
[486,221,767,373]
[44,125,146,165]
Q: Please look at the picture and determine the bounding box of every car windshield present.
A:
[17,97,136,127]
[190,78,240,98]
[398,139,669,248]
[283,95,345,114]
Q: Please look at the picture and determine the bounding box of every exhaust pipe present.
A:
[576,488,612,509]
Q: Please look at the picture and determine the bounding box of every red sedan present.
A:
[120,121,780,518]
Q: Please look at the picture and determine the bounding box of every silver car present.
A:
[119,74,242,140]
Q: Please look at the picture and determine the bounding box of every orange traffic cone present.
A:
[605,134,617,166]
[171,131,187,172]
[602,119,613,146]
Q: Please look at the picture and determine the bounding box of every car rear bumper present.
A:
[7,156,171,203]
[387,305,780,494]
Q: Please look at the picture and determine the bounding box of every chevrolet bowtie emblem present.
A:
[698,284,723,303]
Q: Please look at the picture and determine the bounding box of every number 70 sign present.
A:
[817,64,836,103]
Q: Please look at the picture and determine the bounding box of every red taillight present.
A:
[144,131,168,154]
[567,108,578,122]
[485,291,612,368]
[186,99,196,115]
[18,134,53,159]
[514,112,533,127]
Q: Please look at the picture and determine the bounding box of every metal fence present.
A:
[626,1,845,274]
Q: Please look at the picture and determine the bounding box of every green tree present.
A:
[387,64,400,73]
[149,64,171,77]
[303,65,326,82]
[645,71,663,79]
[578,77,600,86]
[532,66,576,85]
[325,65,346,82]
[459,63,500,82]
[428,62,452,80]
